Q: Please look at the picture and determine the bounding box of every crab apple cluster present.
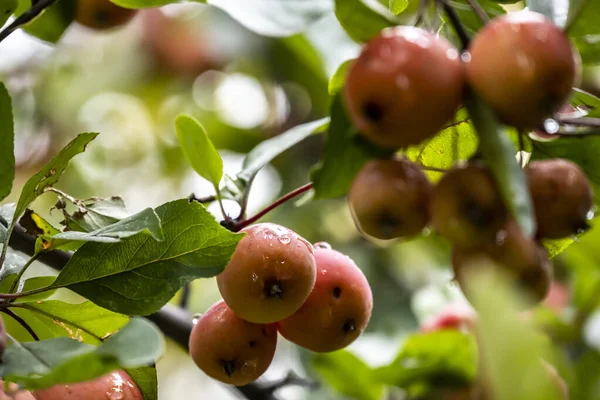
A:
[344,10,592,306]
[75,0,137,30]
[344,11,579,150]
[188,223,373,385]
[0,371,143,400]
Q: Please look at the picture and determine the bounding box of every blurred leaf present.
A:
[5,300,128,344]
[335,0,397,42]
[0,248,27,282]
[464,268,564,400]
[567,0,599,35]
[525,0,569,28]
[566,0,600,64]
[17,0,76,42]
[446,0,506,34]
[570,88,600,117]
[49,199,242,315]
[0,83,14,202]
[573,349,600,400]
[312,94,393,199]
[405,109,477,181]
[0,0,17,26]
[175,114,223,190]
[465,92,536,237]
[126,366,158,400]
[328,59,353,95]
[0,276,56,303]
[62,196,129,232]
[313,350,383,400]
[205,0,334,37]
[1,318,163,390]
[9,132,98,241]
[50,207,165,246]
[237,117,329,184]
[0,203,15,242]
[388,0,407,14]
[376,331,478,389]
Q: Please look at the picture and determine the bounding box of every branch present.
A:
[4,219,282,400]
[232,183,313,232]
[465,0,489,23]
[1,308,39,341]
[0,0,58,43]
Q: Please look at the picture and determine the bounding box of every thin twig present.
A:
[0,286,52,300]
[440,0,470,50]
[179,283,191,309]
[558,117,600,127]
[465,0,489,23]
[262,371,318,395]
[1,309,39,341]
[7,303,104,342]
[233,183,313,232]
[0,0,58,43]
[7,253,40,295]
[419,165,449,173]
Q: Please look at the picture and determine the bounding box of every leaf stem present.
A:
[0,0,59,43]
[1,308,39,341]
[0,286,55,300]
[233,183,313,232]
[465,0,489,23]
[7,254,40,295]
[7,303,104,342]
[441,0,470,50]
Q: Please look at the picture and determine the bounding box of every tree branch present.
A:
[440,0,470,50]
[1,308,39,341]
[0,0,59,43]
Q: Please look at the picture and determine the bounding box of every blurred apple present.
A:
[141,10,221,77]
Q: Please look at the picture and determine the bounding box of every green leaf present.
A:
[566,1,600,64]
[1,318,163,390]
[16,0,76,42]
[405,109,477,180]
[313,350,383,400]
[175,114,223,190]
[525,0,569,28]
[465,92,536,237]
[61,196,129,232]
[49,199,243,315]
[388,0,407,14]
[0,83,14,202]
[446,0,506,35]
[0,0,17,27]
[463,267,565,400]
[0,276,56,302]
[9,132,99,239]
[312,95,392,199]
[50,207,165,244]
[569,88,600,117]
[375,331,478,388]
[335,0,397,43]
[328,59,353,95]
[206,0,333,37]
[4,300,128,344]
[18,209,69,254]
[126,366,158,400]
[567,0,600,36]
[237,117,329,184]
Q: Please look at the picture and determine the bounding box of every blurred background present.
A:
[2,2,600,399]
